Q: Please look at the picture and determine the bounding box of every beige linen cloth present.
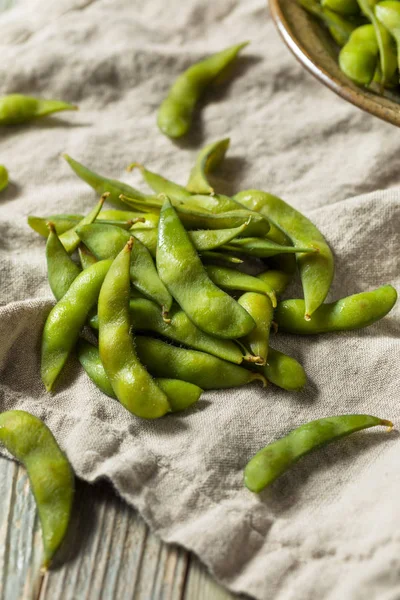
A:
[0,1,399,598]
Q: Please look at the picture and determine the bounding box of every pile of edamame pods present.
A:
[0,41,397,570]
[298,0,400,89]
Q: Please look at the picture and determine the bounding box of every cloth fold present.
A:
[0,1,399,598]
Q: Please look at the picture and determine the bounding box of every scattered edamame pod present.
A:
[257,270,292,298]
[204,264,277,307]
[244,414,393,492]
[135,336,266,389]
[128,163,192,201]
[156,199,255,339]
[275,285,397,334]
[238,292,274,366]
[0,94,77,125]
[0,410,74,569]
[63,154,147,210]
[222,237,316,258]
[41,259,112,391]
[89,297,246,364]
[28,215,83,238]
[261,347,307,391]
[339,24,380,85]
[234,189,334,320]
[186,138,230,194]
[157,42,248,138]
[46,223,81,300]
[78,244,98,269]
[0,164,9,192]
[59,194,106,254]
[98,239,171,419]
[77,339,202,412]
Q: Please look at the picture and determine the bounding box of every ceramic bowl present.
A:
[269,0,400,127]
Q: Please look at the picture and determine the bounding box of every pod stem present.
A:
[250,372,267,387]
[126,162,144,173]
[162,307,171,324]
[382,419,394,432]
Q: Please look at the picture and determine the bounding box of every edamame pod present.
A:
[299,0,361,46]
[59,194,106,254]
[275,285,397,333]
[28,215,83,238]
[0,410,74,569]
[46,223,81,300]
[262,348,307,391]
[205,265,277,307]
[63,154,147,210]
[78,244,97,269]
[244,415,393,492]
[200,251,244,265]
[98,240,170,419]
[41,259,112,391]
[238,292,274,365]
[322,0,360,15]
[234,189,334,319]
[135,336,266,389]
[222,237,316,258]
[157,42,248,139]
[157,199,255,339]
[0,94,77,125]
[100,209,154,227]
[89,297,246,364]
[0,164,9,192]
[339,24,380,84]
[77,223,157,258]
[186,138,230,194]
[258,270,292,298]
[376,2,400,73]
[128,163,192,201]
[77,340,202,412]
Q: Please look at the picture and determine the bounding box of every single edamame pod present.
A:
[234,189,334,320]
[29,215,84,237]
[135,336,266,389]
[0,94,77,125]
[339,24,380,84]
[157,42,248,139]
[0,410,74,569]
[41,259,112,391]
[63,154,147,210]
[238,292,274,366]
[0,164,9,192]
[186,138,230,194]
[298,0,360,46]
[258,270,292,298]
[77,340,202,412]
[262,347,307,391]
[204,265,277,307]
[200,251,244,265]
[78,244,97,269]
[46,223,81,300]
[98,239,170,419]
[357,0,397,85]
[128,163,192,201]
[322,0,360,17]
[275,285,397,334]
[156,199,255,339]
[244,414,393,492]
[222,237,316,258]
[89,297,246,364]
[59,194,106,254]
[376,1,400,73]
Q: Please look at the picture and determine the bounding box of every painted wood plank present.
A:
[184,556,241,600]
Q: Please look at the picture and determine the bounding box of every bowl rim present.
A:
[269,0,400,128]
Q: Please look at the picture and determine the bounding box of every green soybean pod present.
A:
[322,0,360,16]
[0,410,74,569]
[78,244,98,269]
[59,194,106,254]
[204,265,277,307]
[376,1,400,72]
[298,0,362,45]
[135,336,266,389]
[46,223,81,300]
[186,138,230,194]
[257,270,292,298]
[77,223,158,258]
[238,292,274,366]
[41,259,112,391]
[157,42,248,139]
[244,415,393,492]
[99,209,153,226]
[358,0,398,85]
[128,163,192,201]
[0,164,9,192]
[28,215,84,237]
[200,251,244,265]
[0,94,77,125]
[339,24,380,84]
[98,240,170,419]
[89,297,245,364]
[77,339,202,412]
[157,199,255,339]
[223,238,316,258]
[261,348,307,391]
[275,285,397,334]
[63,154,147,210]
[234,189,333,320]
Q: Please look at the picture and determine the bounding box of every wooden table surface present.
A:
[0,2,240,599]
[0,459,238,600]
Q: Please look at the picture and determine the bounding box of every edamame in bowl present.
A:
[269,0,400,127]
